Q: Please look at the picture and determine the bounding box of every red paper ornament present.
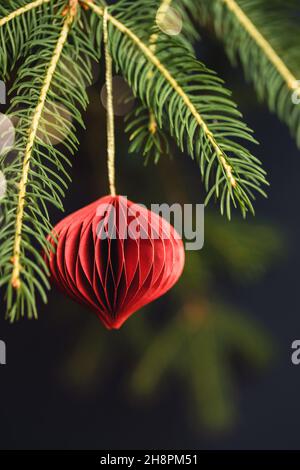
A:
[46,195,185,329]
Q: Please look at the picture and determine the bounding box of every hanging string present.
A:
[103,7,116,196]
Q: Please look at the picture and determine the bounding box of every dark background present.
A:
[0,9,300,450]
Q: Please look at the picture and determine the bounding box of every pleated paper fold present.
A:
[46,195,185,329]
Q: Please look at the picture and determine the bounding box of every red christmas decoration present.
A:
[46,195,185,329]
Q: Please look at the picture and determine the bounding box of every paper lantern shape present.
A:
[46,195,185,329]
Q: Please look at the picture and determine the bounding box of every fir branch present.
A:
[150,0,199,49]
[149,0,172,48]
[0,0,52,78]
[0,0,50,27]
[0,1,97,320]
[125,0,201,164]
[198,0,300,146]
[84,0,267,217]
[126,0,174,164]
[222,0,299,90]
[125,105,171,164]
[10,9,76,291]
